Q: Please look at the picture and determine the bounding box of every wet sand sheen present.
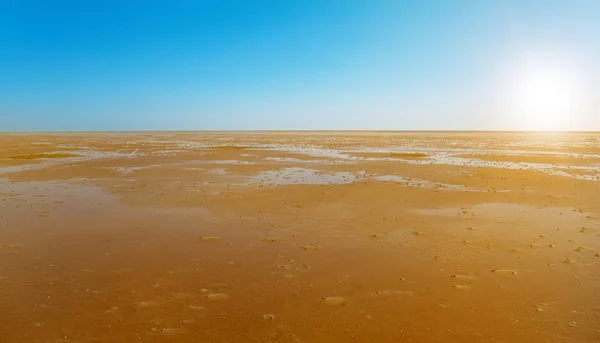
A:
[0,131,599,342]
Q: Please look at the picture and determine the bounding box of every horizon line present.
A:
[1,129,599,134]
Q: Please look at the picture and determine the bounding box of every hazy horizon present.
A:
[1,1,599,131]
[2,129,600,134]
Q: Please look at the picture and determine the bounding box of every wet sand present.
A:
[0,131,599,342]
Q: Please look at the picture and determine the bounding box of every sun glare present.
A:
[503,56,585,131]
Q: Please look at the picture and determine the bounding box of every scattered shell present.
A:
[262,314,276,320]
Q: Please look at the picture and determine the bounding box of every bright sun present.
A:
[504,56,584,131]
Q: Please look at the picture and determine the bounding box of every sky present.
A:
[0,0,599,131]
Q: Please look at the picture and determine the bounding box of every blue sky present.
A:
[1,0,599,131]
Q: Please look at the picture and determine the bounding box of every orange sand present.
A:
[0,131,599,342]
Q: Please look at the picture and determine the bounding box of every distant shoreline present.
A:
[1,130,599,134]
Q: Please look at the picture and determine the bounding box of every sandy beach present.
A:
[1,131,599,342]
